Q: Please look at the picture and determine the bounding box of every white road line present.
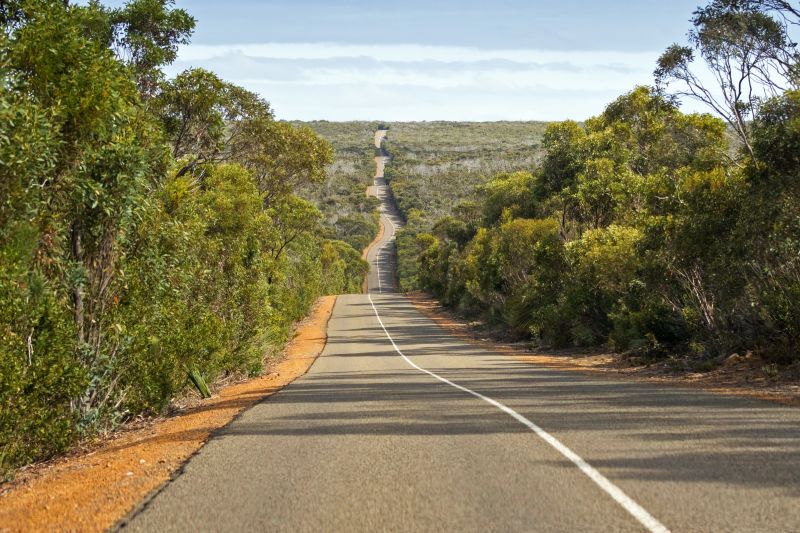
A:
[375,218,393,294]
[372,178,398,295]
[367,293,669,533]
[367,206,669,532]
[367,130,667,531]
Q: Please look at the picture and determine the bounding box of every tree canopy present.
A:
[0,0,367,477]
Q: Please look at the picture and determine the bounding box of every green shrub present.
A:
[0,2,368,478]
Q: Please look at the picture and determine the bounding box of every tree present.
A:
[0,0,164,469]
[481,171,538,225]
[0,78,86,474]
[156,68,230,169]
[493,218,566,337]
[0,0,365,477]
[108,0,195,96]
[155,69,332,200]
[265,195,323,262]
[655,0,798,155]
[234,120,333,205]
[741,90,800,354]
[574,158,632,230]
[537,121,586,199]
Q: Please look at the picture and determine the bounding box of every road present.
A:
[122,130,800,532]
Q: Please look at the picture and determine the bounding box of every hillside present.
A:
[384,121,549,226]
[293,121,381,252]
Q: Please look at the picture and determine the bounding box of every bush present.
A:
[393,86,800,363]
[0,2,369,478]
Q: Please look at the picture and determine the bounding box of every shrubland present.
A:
[396,1,800,370]
[379,122,549,289]
[385,122,547,222]
[294,121,382,253]
[0,0,366,477]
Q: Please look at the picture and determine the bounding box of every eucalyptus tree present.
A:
[108,0,195,96]
[655,0,799,155]
[0,0,362,477]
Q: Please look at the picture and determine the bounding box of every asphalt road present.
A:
[121,131,800,532]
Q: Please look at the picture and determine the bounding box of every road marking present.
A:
[371,177,398,295]
[368,213,669,533]
[367,293,668,533]
[367,130,667,532]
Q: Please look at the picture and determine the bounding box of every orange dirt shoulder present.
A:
[0,295,337,533]
[406,291,800,407]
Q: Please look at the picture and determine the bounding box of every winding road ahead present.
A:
[122,130,800,532]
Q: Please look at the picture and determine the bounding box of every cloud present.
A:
[167,42,666,120]
[177,43,658,64]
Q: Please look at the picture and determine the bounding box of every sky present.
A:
[159,0,705,121]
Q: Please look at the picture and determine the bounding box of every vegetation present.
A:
[385,122,548,222]
[293,121,382,253]
[0,0,366,477]
[397,1,800,371]
[379,122,549,289]
[5,0,800,481]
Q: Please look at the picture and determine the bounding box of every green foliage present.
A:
[157,67,230,162]
[321,240,370,295]
[564,225,645,348]
[0,0,365,477]
[398,83,800,364]
[295,121,381,253]
[481,171,538,225]
[0,243,84,476]
[383,121,548,293]
[537,121,586,199]
[655,0,799,155]
[0,70,86,474]
[492,218,566,337]
[107,0,195,95]
[739,90,800,359]
[384,121,548,227]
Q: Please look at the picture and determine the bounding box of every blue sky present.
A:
[161,0,704,121]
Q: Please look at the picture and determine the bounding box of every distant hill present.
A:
[294,120,550,231]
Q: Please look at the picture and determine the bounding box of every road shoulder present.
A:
[0,295,337,533]
[407,291,800,407]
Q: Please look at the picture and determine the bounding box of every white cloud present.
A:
[167,42,674,121]
[177,42,658,66]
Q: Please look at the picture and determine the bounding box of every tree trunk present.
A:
[71,223,85,345]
